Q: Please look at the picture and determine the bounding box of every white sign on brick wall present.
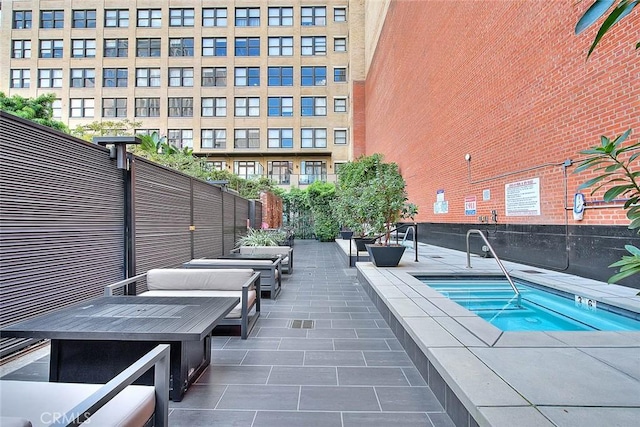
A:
[505,178,540,216]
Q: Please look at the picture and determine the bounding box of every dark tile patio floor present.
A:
[2,240,455,427]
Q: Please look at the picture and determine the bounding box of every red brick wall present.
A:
[259,191,283,228]
[365,0,639,226]
[352,80,367,158]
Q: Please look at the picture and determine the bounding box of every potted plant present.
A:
[361,160,418,267]
[334,154,385,250]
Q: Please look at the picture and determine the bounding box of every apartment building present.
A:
[0,0,365,187]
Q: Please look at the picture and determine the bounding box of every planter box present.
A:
[353,237,377,252]
[340,231,354,240]
[366,244,406,267]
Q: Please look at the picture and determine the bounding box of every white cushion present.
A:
[0,381,154,427]
[141,289,257,318]
[147,268,254,292]
[239,246,290,257]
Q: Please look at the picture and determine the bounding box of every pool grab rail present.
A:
[465,229,520,297]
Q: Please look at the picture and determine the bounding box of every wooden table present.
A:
[0,295,238,401]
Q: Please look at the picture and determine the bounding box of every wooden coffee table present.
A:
[0,295,238,401]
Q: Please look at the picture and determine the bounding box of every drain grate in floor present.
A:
[429,255,443,259]
[289,320,315,329]
[519,270,544,274]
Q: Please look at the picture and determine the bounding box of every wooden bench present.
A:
[106,269,260,340]
[0,344,169,427]
[183,258,281,299]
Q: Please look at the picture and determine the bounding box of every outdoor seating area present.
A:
[1,240,640,426]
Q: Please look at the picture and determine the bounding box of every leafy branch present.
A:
[575,0,638,58]
[575,130,640,283]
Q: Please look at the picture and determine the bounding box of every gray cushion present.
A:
[147,268,255,292]
[0,381,154,427]
[239,246,290,256]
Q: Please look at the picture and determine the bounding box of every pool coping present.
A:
[345,241,640,427]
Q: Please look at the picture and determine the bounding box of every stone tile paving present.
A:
[1,240,454,427]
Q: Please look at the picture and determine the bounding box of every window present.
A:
[135,129,160,137]
[52,99,62,119]
[268,129,293,148]
[135,98,160,117]
[170,9,194,26]
[168,98,193,117]
[268,161,293,184]
[300,160,327,184]
[73,10,96,28]
[334,129,348,145]
[72,39,96,58]
[268,7,293,26]
[103,68,128,87]
[301,66,326,86]
[207,161,226,171]
[334,98,347,112]
[202,67,227,87]
[334,7,347,22]
[136,68,160,87]
[168,129,193,149]
[13,11,32,29]
[201,98,226,117]
[38,69,62,88]
[234,161,261,178]
[301,128,327,148]
[234,130,260,149]
[301,7,326,26]
[39,40,64,58]
[334,67,347,82]
[268,37,293,56]
[201,129,226,149]
[203,8,227,27]
[136,38,161,57]
[268,67,293,86]
[235,37,260,56]
[202,38,227,56]
[40,10,64,29]
[10,70,30,88]
[235,8,260,27]
[301,36,326,55]
[334,37,347,52]
[70,99,94,118]
[234,97,260,117]
[102,98,127,118]
[168,68,194,87]
[234,67,260,87]
[12,40,31,59]
[268,97,293,117]
[70,68,95,87]
[105,10,129,27]
[104,39,128,57]
[301,97,327,116]
[137,9,161,27]
[169,38,194,56]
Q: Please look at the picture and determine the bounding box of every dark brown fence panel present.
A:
[0,113,125,327]
[133,157,192,275]
[255,201,263,228]
[222,191,236,253]
[193,180,224,259]
[235,196,250,245]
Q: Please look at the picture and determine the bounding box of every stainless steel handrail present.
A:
[465,229,519,296]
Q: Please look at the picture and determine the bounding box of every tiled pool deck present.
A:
[2,239,639,426]
[347,239,640,427]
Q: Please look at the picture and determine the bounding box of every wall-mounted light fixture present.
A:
[465,153,471,162]
[93,136,141,170]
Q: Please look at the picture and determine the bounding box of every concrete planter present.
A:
[366,244,406,267]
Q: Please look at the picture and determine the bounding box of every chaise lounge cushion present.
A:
[146,268,256,292]
[0,381,154,427]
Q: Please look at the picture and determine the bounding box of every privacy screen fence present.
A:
[0,112,261,353]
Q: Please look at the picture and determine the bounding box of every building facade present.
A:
[0,0,366,187]
[362,0,639,286]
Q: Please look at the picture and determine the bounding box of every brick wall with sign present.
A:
[364,1,638,227]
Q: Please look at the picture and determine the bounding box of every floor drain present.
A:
[519,270,544,274]
[429,255,443,259]
[290,320,314,329]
